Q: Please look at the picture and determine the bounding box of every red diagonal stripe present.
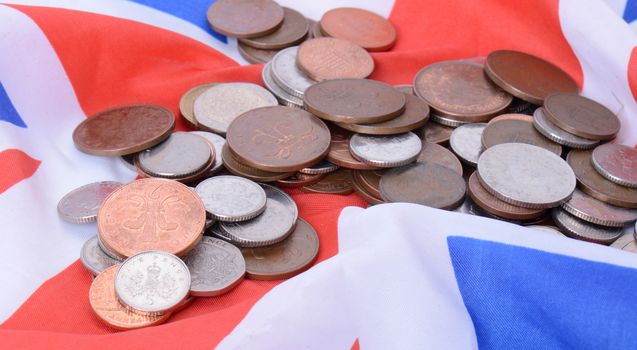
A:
[0,149,40,194]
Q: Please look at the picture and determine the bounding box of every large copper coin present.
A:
[296,38,374,81]
[413,61,512,121]
[326,128,380,170]
[301,169,354,195]
[485,50,578,105]
[226,106,331,172]
[592,143,637,188]
[179,83,216,128]
[380,162,466,210]
[567,150,637,208]
[352,170,384,199]
[319,8,396,52]
[416,142,463,176]
[352,173,384,205]
[221,143,293,182]
[98,178,206,258]
[238,42,278,64]
[207,0,284,38]
[73,104,175,156]
[418,122,453,145]
[239,7,308,49]
[481,115,562,155]
[543,93,620,140]
[242,218,319,280]
[304,79,405,124]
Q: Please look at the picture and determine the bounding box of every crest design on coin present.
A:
[58,181,122,224]
[349,132,422,168]
[195,176,267,222]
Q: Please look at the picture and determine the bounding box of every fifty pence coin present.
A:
[137,132,213,178]
[349,132,422,168]
[561,188,637,227]
[416,142,463,176]
[591,143,637,188]
[532,107,599,149]
[449,123,487,167]
[481,115,562,155]
[552,208,622,245]
[191,131,226,175]
[543,93,620,141]
[319,7,396,51]
[270,46,316,98]
[206,0,284,38]
[80,235,121,276]
[262,61,304,108]
[195,176,267,222]
[58,181,122,224]
[239,7,309,49]
[297,38,374,81]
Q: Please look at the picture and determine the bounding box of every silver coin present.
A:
[477,143,576,209]
[552,208,623,245]
[138,132,212,178]
[183,236,246,297]
[610,232,637,253]
[80,235,121,276]
[430,113,471,127]
[262,61,304,108]
[191,131,226,174]
[299,160,339,175]
[97,234,126,260]
[219,184,298,247]
[449,123,487,167]
[114,250,191,315]
[349,132,422,168]
[270,46,315,98]
[195,175,267,222]
[205,217,217,229]
[532,108,598,149]
[205,223,234,242]
[591,143,637,189]
[526,225,564,236]
[561,188,637,227]
[193,83,278,134]
[57,181,122,224]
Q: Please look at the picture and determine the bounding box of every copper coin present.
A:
[221,143,293,182]
[239,7,308,49]
[179,83,217,128]
[326,128,380,170]
[481,115,562,155]
[226,106,331,172]
[335,93,430,135]
[207,0,284,38]
[566,150,637,208]
[416,142,463,176]
[592,143,637,188]
[352,173,384,205]
[394,84,414,95]
[319,7,396,52]
[98,178,206,258]
[73,104,175,157]
[468,172,545,221]
[276,172,326,188]
[413,61,512,121]
[352,169,384,198]
[301,169,354,195]
[238,42,278,64]
[418,122,453,145]
[543,93,620,140]
[561,188,637,227]
[304,79,405,124]
[380,162,466,210]
[296,38,374,81]
[241,218,319,280]
[485,50,579,105]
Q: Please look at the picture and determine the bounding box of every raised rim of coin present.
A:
[262,61,304,107]
[561,188,637,227]
[58,181,122,224]
[349,132,422,168]
[191,131,226,175]
[221,143,294,181]
[206,0,284,38]
[591,143,637,188]
[276,172,326,188]
[137,132,213,179]
[179,83,217,128]
[552,208,623,245]
[419,122,453,145]
[532,107,599,149]
[299,160,339,175]
[417,142,463,176]
[238,41,278,64]
[449,123,487,167]
[481,116,562,156]
[301,169,355,195]
[319,7,396,52]
[351,172,384,205]
[543,93,620,141]
[270,46,316,99]
[238,7,309,49]
[296,37,374,81]
[195,175,267,222]
[80,235,121,276]
[430,113,471,128]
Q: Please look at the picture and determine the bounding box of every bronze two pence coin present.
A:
[226,106,331,172]
[73,104,175,157]
[304,79,405,124]
[297,38,374,81]
[543,93,620,140]
[239,7,309,50]
[481,115,562,155]
[221,144,293,182]
[485,50,579,105]
[207,0,284,38]
[319,7,396,52]
[301,169,354,195]
[416,142,463,176]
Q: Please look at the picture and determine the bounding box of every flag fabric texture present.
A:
[1,0,637,349]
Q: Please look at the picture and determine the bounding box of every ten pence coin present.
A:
[552,208,622,245]
[58,181,122,224]
[416,142,463,176]
[195,175,267,222]
[207,0,284,38]
[481,116,562,155]
[532,107,599,149]
[301,169,354,195]
[591,143,637,188]
[297,38,374,81]
[319,7,396,52]
[543,93,620,140]
[561,188,637,227]
[239,7,308,49]
[179,83,217,128]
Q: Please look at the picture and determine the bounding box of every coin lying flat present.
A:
[195,176,267,222]
[419,122,453,145]
[552,208,622,245]
[349,132,422,168]
[221,143,294,182]
[191,131,226,175]
[262,61,304,108]
[591,143,637,188]
[239,7,308,49]
[543,93,620,141]
[58,181,122,224]
[179,83,217,128]
[449,123,487,166]
[610,233,637,253]
[299,160,339,175]
[532,107,599,149]
[80,235,121,276]
[73,104,175,156]
[301,169,354,195]
[561,188,637,227]
[183,236,246,297]
[297,38,374,81]
[137,132,213,178]
[481,115,562,155]
[238,41,278,64]
[319,7,396,51]
[416,142,463,176]
[270,46,316,99]
[207,0,284,38]
[477,143,576,208]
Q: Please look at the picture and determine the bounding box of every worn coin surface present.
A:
[239,7,308,49]
[221,143,294,181]
[481,116,562,155]
[262,61,304,108]
[179,83,217,128]
[552,208,622,245]
[297,38,374,81]
[418,122,453,145]
[349,132,422,168]
[270,46,316,98]
[319,7,396,51]
[416,142,463,176]
[352,173,384,205]
[58,181,122,224]
[543,93,620,140]
[477,143,576,208]
[610,233,637,253]
[238,42,278,63]
[591,143,637,188]
[449,123,487,167]
[394,84,414,95]
[241,218,319,280]
[561,188,637,227]
[73,104,175,156]
[80,235,121,276]
[207,0,284,38]
[299,160,339,175]
[137,132,213,178]
[191,131,226,174]
[193,83,278,134]
[183,236,246,297]
[532,107,599,149]
[195,176,267,222]
[352,170,384,198]
[301,169,354,194]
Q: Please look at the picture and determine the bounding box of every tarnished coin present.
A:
[221,143,293,182]
[226,106,331,172]
[299,160,339,175]
[543,93,620,140]
[481,116,562,155]
[591,143,637,188]
[301,169,354,194]
[193,83,278,134]
[413,61,512,121]
[418,122,453,145]
[239,7,308,49]
[485,50,579,104]
[297,38,374,81]
[115,251,191,315]
[191,131,226,174]
[195,176,267,222]
[241,218,319,280]
[207,0,284,38]
[219,184,298,247]
[349,132,422,168]
[610,233,637,253]
[352,173,384,205]
[270,46,316,99]
[304,79,405,124]
[430,114,471,128]
[319,7,396,52]
[179,83,217,128]
[183,236,245,297]
[276,172,326,188]
[80,235,121,276]
[262,61,304,108]
[561,188,637,227]
[326,131,379,170]
[552,208,622,245]
[526,225,564,236]
[449,123,487,166]
[137,132,213,178]
[477,143,576,208]
[352,170,384,198]
[380,162,466,210]
[73,104,175,156]
[532,107,599,149]
[416,142,463,176]
[58,181,122,224]
[238,42,278,64]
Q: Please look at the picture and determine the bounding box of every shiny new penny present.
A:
[532,107,599,149]
[195,175,267,222]
[449,123,486,167]
[320,7,396,51]
[270,46,315,99]
[58,181,122,224]
[349,132,422,168]
[80,235,121,276]
[191,131,226,175]
[297,38,374,81]
[241,218,319,280]
[276,172,326,188]
[238,42,278,64]
[301,169,354,195]
[352,173,384,205]
[73,104,175,156]
[561,188,637,227]
[591,143,637,188]
[610,233,637,253]
[543,93,620,140]
[304,79,405,124]
[137,132,213,178]
[485,50,579,105]
[552,208,622,245]
[416,142,463,176]
[221,143,293,181]
[481,116,562,155]
[380,162,466,210]
[179,83,217,128]
[239,7,308,49]
[207,0,284,38]
[413,61,512,121]
[352,170,384,198]
[419,122,453,145]
[262,62,304,108]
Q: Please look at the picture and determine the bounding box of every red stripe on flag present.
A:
[0,149,40,194]
[628,46,637,105]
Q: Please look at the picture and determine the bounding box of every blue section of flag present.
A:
[128,0,227,43]
[448,236,637,349]
[625,0,637,23]
[0,82,26,128]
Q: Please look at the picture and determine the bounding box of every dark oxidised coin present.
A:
[301,169,354,195]
[319,7,396,52]
[207,0,284,38]
[543,93,620,141]
[352,170,384,198]
[416,142,463,176]
[222,144,293,182]
[481,115,562,155]
[297,38,374,81]
[239,7,308,49]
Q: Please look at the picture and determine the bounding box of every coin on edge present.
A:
[301,169,354,195]
[552,208,622,245]
[449,123,487,167]
[319,7,396,51]
[561,188,637,227]
[297,38,374,81]
[591,143,637,188]
[543,93,620,141]
[239,7,308,49]
[349,132,422,168]
[207,0,284,38]
[58,181,122,224]
[532,107,599,149]
[195,175,267,222]
[80,235,121,276]
[481,115,562,155]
